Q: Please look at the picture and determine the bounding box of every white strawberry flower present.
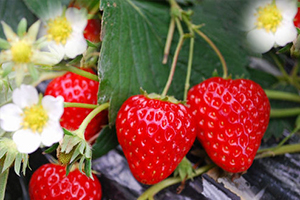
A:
[0,85,64,154]
[242,0,297,53]
[0,19,63,85]
[39,7,88,59]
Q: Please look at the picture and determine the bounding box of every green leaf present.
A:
[0,165,8,200]
[44,143,59,154]
[0,0,37,39]
[14,153,23,176]
[92,126,119,159]
[23,0,63,21]
[2,150,17,173]
[98,0,249,124]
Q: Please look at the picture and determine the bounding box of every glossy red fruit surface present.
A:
[29,163,102,200]
[84,19,101,43]
[294,7,300,28]
[45,69,108,144]
[187,77,270,173]
[116,94,197,185]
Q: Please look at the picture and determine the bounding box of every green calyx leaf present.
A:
[17,18,27,38]
[60,133,93,178]
[173,157,194,181]
[140,88,183,104]
[0,138,29,176]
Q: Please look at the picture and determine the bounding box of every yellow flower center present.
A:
[255,3,282,33]
[22,104,49,133]
[47,16,72,44]
[11,40,33,63]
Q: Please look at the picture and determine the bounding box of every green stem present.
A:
[184,37,195,102]
[275,126,300,149]
[137,164,214,200]
[64,102,98,109]
[163,17,176,64]
[76,103,109,137]
[270,108,300,118]
[161,18,185,97]
[270,52,290,82]
[265,89,300,103]
[255,143,300,159]
[193,28,228,79]
[64,66,99,82]
[52,65,99,82]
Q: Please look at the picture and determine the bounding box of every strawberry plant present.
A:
[1,0,300,200]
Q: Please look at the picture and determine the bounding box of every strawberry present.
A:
[187,77,270,173]
[116,94,197,185]
[45,69,108,144]
[294,7,300,28]
[29,163,102,200]
[84,19,101,43]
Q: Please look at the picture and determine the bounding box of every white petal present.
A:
[246,29,275,53]
[0,104,23,131]
[64,34,87,58]
[42,95,64,121]
[40,121,63,146]
[13,129,41,154]
[276,0,297,20]
[12,84,39,108]
[43,41,66,58]
[31,50,62,66]
[66,8,88,32]
[275,22,297,46]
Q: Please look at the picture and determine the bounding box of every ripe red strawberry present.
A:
[45,69,108,144]
[116,94,197,185]
[187,77,270,173]
[29,163,102,200]
[84,19,101,43]
[294,7,300,28]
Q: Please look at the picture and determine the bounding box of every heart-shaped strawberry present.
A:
[187,77,270,173]
[116,94,197,184]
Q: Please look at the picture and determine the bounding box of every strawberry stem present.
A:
[64,102,98,109]
[161,18,186,97]
[163,17,176,64]
[265,89,300,103]
[256,143,300,159]
[270,108,300,118]
[52,65,99,82]
[64,66,99,82]
[137,164,214,200]
[184,35,194,101]
[193,28,228,79]
[76,103,109,139]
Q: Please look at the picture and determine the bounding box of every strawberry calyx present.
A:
[140,88,183,104]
